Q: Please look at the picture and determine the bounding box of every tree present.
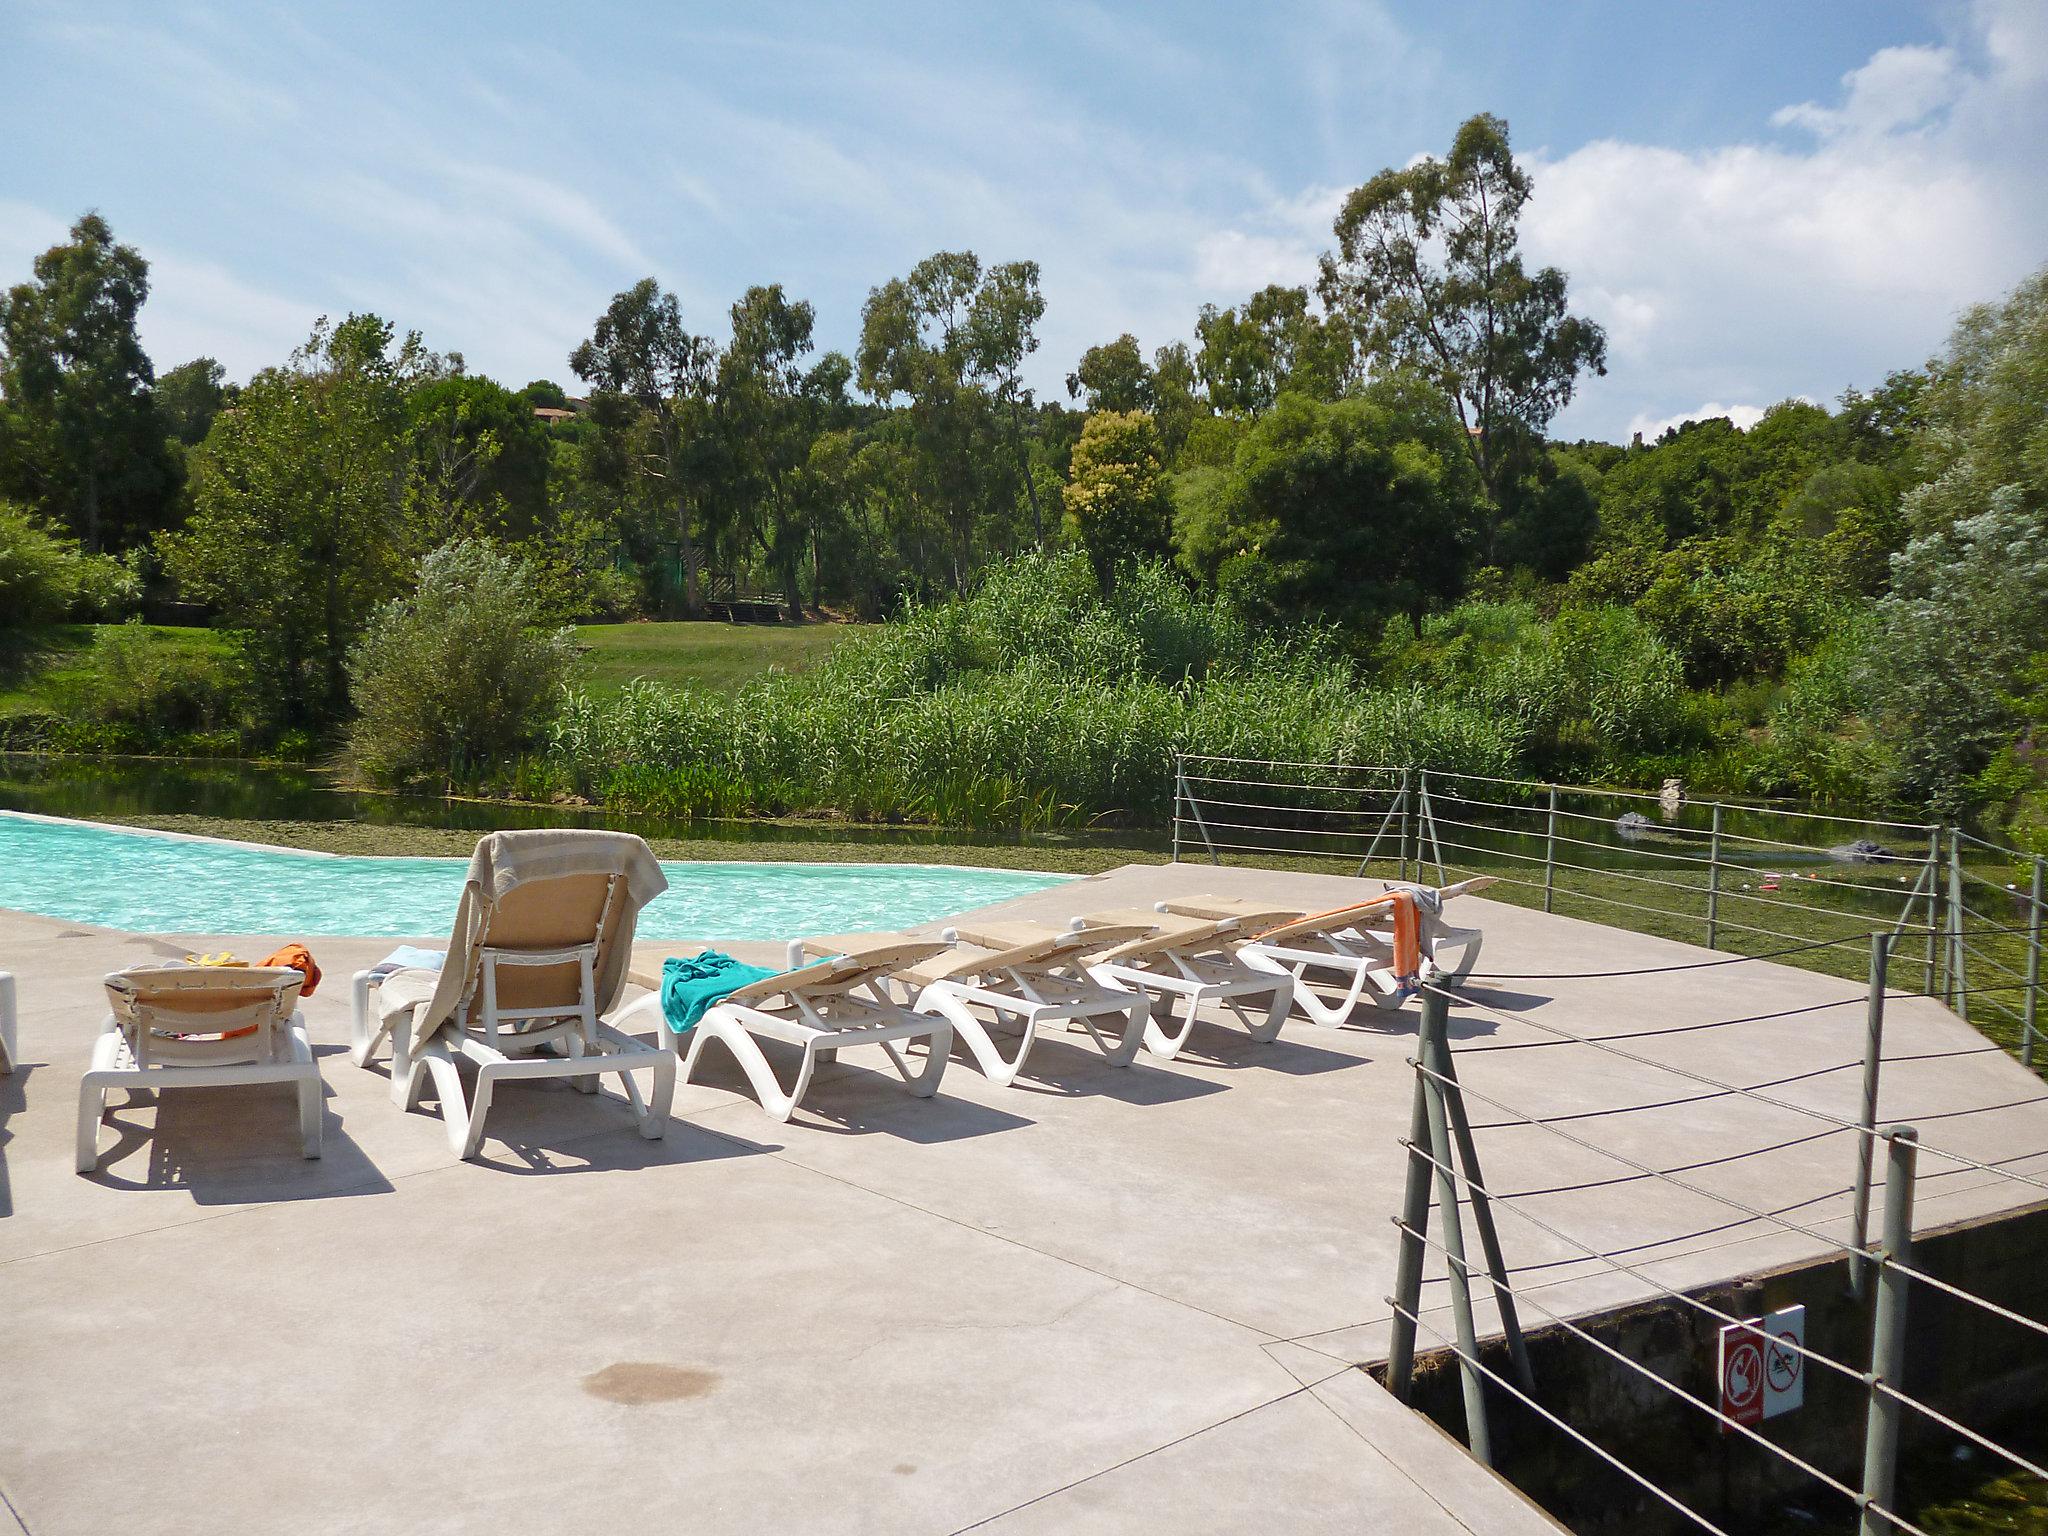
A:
[346,538,574,785]
[717,284,849,616]
[858,251,1045,588]
[1067,334,1154,413]
[156,357,228,446]
[1063,411,1172,591]
[1905,262,2048,536]
[520,378,569,409]
[163,315,428,720]
[404,373,552,550]
[0,213,174,551]
[569,279,717,613]
[1318,114,1606,556]
[1865,493,2048,813]
[1194,285,1351,416]
[1175,381,1478,632]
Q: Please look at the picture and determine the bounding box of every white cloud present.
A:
[1625,401,1771,443]
[1531,0,2048,439]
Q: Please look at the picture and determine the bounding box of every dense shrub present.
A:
[0,500,136,625]
[548,550,1521,827]
[347,539,575,785]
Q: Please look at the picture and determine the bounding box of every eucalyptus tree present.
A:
[1066,334,1155,414]
[1194,285,1352,416]
[718,284,852,615]
[1318,113,1607,558]
[0,213,174,551]
[858,250,1046,589]
[569,279,717,613]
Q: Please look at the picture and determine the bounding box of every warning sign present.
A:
[1719,1306,1805,1430]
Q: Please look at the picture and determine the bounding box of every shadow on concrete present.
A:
[1159,1033,1363,1078]
[83,1078,394,1202]
[676,1043,1039,1143]
[467,1113,778,1175]
[998,1041,1230,1106]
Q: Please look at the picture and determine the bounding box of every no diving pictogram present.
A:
[1718,1305,1806,1430]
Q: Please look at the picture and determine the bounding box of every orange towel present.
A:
[260,943,322,999]
[1257,891,1422,993]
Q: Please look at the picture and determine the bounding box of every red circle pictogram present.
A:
[1723,1338,1763,1411]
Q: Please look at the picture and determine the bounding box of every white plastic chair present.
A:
[1200,879,1491,1029]
[353,831,676,1160]
[77,964,321,1173]
[908,919,1156,1086]
[1083,904,1302,1060]
[613,936,953,1124]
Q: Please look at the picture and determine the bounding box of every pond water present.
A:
[0,751,1151,852]
[0,811,1071,940]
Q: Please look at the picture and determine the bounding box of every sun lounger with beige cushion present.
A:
[1167,879,1493,1028]
[77,963,321,1173]
[351,830,676,1160]
[906,917,1158,1086]
[610,934,954,1123]
[1080,904,1305,1059]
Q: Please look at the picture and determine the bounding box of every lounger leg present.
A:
[1248,979,1293,1042]
[74,1074,109,1173]
[1101,998,1147,1066]
[879,1019,952,1098]
[1143,989,1202,1060]
[451,1060,493,1160]
[349,971,379,1066]
[298,1073,323,1159]
[635,1050,675,1137]
[562,1032,600,1094]
[689,1020,807,1122]
[916,989,1032,1087]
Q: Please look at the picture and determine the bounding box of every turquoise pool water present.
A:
[0,814,1071,940]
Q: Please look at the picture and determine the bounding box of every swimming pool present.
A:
[0,813,1073,940]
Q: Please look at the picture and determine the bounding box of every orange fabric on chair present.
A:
[260,944,322,999]
[1255,890,1422,992]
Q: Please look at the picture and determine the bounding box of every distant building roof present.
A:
[533,407,577,423]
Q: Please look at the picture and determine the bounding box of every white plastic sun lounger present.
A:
[1166,879,1493,1029]
[1082,904,1305,1060]
[0,971,14,1075]
[907,918,1158,1086]
[613,935,955,1124]
[352,830,675,1160]
[77,963,321,1173]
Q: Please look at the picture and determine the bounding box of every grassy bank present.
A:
[572,620,858,694]
[56,810,1158,874]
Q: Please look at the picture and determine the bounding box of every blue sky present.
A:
[3,0,2044,440]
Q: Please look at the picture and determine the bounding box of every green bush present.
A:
[548,549,1520,828]
[347,539,576,785]
[0,501,92,625]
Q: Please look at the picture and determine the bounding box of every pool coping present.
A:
[0,808,1086,882]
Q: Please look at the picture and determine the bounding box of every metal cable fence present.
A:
[1171,755,2047,1064]
[1383,964,2048,1536]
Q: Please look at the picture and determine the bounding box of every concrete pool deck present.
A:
[3,860,2046,1534]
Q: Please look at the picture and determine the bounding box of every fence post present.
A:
[1385,989,1437,1403]
[1948,834,1969,1022]
[1542,786,1559,914]
[1858,1126,1918,1536]
[1849,931,1890,1302]
[1705,802,1724,951]
[1924,828,1942,999]
[1425,1000,1536,1392]
[1417,988,1494,1465]
[1171,753,1183,866]
[2024,857,2043,1070]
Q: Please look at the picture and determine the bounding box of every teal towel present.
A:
[661,950,780,1033]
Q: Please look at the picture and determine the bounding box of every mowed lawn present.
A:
[572,620,861,693]
[0,624,237,720]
